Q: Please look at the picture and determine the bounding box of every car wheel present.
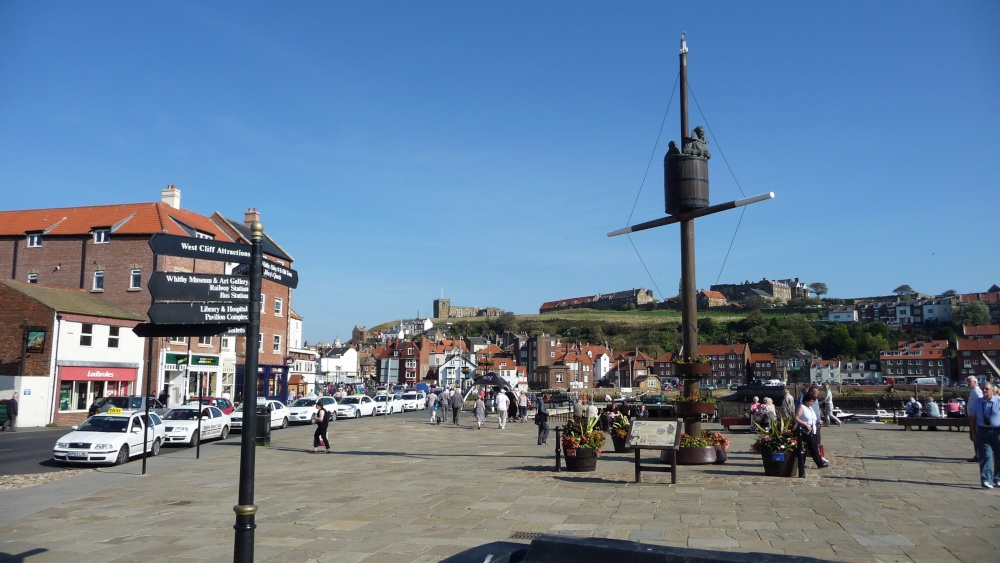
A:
[151,439,161,456]
[114,445,130,466]
[190,433,200,447]
[281,417,289,429]
[220,425,230,440]
[354,410,361,419]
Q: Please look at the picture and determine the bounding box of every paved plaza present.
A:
[1,414,998,562]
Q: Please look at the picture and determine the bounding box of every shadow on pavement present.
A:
[0,548,48,563]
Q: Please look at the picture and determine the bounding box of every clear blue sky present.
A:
[2,1,998,344]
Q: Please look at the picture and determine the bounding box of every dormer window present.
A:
[27,233,42,247]
[93,229,110,244]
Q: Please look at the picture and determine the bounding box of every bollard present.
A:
[554,426,563,472]
[797,428,806,478]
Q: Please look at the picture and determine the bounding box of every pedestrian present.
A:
[439,388,451,423]
[573,400,586,421]
[798,384,825,460]
[820,384,842,427]
[586,401,599,423]
[426,391,438,423]
[518,392,528,422]
[970,381,1000,489]
[288,388,297,402]
[505,388,518,423]
[158,388,169,406]
[312,402,331,453]
[535,407,550,445]
[779,389,795,420]
[967,376,984,463]
[905,397,922,417]
[495,389,510,429]
[794,388,829,469]
[88,401,100,417]
[450,387,463,425]
[474,395,486,429]
[2,392,18,432]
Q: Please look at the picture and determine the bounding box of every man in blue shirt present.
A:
[970,382,1000,489]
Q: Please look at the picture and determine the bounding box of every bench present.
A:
[720,416,751,431]
[897,417,970,431]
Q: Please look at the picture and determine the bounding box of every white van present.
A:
[914,377,938,385]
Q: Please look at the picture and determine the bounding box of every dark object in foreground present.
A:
[440,534,833,563]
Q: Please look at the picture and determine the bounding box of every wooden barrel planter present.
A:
[564,447,598,472]
[669,446,717,465]
[761,452,796,477]
[610,434,631,453]
[675,402,715,416]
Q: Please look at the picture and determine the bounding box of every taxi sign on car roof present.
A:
[107,407,124,414]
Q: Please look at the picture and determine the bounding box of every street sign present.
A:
[262,260,298,289]
[149,234,252,264]
[148,302,250,325]
[132,323,241,338]
[149,272,250,303]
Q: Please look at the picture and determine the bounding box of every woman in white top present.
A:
[795,389,829,469]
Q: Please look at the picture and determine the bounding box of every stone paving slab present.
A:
[0,416,998,562]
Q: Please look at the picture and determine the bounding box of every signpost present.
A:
[148,302,251,325]
[148,272,250,302]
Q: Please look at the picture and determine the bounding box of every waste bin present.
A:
[256,407,271,446]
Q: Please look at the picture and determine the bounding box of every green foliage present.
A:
[893,284,916,296]
[808,282,829,296]
[955,302,991,327]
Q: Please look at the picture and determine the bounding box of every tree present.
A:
[941,289,957,297]
[893,284,916,297]
[808,282,828,297]
[954,302,991,327]
[828,325,858,358]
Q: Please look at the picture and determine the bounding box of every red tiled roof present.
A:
[750,353,775,363]
[700,290,726,300]
[0,202,234,240]
[963,325,1000,337]
[698,343,749,356]
[956,339,1000,351]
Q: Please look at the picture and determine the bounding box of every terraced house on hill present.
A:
[0,185,297,426]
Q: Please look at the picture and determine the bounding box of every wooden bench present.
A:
[897,417,970,431]
[720,416,751,431]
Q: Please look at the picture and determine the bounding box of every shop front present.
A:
[234,364,289,405]
[161,352,222,407]
[56,365,139,426]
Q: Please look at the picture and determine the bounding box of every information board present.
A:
[627,418,681,450]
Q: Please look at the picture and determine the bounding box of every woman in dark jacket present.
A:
[312,402,332,453]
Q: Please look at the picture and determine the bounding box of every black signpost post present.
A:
[137,225,294,561]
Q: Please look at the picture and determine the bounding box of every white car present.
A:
[373,394,403,415]
[400,392,425,411]
[230,399,290,431]
[334,395,377,418]
[53,410,165,466]
[161,406,231,446]
[287,397,337,424]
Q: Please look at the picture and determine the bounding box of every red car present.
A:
[184,397,235,414]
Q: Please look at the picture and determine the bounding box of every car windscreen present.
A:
[163,410,200,421]
[402,394,417,400]
[340,397,360,405]
[291,399,317,407]
[78,416,130,433]
[104,397,132,409]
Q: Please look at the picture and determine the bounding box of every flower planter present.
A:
[564,447,598,472]
[675,363,713,376]
[610,434,631,453]
[672,446,717,465]
[675,402,715,416]
[761,451,796,477]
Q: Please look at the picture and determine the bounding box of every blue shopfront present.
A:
[235,364,290,404]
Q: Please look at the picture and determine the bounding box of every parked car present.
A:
[374,394,403,415]
[184,397,235,414]
[400,392,425,411]
[53,411,164,465]
[334,395,377,418]
[287,397,337,424]
[96,396,169,416]
[230,399,289,431]
[162,406,231,446]
[702,384,718,391]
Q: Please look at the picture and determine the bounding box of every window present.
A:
[198,336,212,346]
[130,269,142,290]
[272,335,281,353]
[221,336,233,351]
[92,270,104,291]
[260,293,265,308]
[27,234,42,247]
[169,336,187,345]
[550,352,555,358]
[27,273,38,284]
[274,297,283,316]
[555,374,563,383]
[80,323,93,346]
[108,326,119,348]
[93,229,110,243]
[259,333,264,353]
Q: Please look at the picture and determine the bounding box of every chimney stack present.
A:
[244,208,260,227]
[161,184,181,209]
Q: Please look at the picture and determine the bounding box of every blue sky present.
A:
[2,1,998,344]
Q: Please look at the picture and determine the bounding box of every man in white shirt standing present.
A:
[495,390,510,430]
[967,376,984,463]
